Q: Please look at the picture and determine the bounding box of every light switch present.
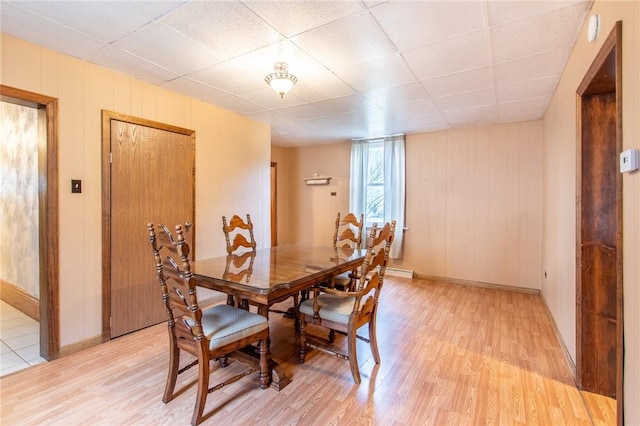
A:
[620,149,639,173]
[71,179,82,193]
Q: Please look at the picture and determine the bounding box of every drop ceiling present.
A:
[1,0,593,147]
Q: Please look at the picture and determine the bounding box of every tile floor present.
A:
[0,300,47,377]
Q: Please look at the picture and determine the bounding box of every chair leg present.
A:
[347,330,361,384]
[298,315,307,363]
[191,355,210,426]
[163,341,180,403]
[369,315,381,364]
[218,355,229,367]
[258,339,271,389]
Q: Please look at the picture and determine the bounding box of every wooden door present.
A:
[271,162,277,246]
[576,21,622,411]
[103,112,195,338]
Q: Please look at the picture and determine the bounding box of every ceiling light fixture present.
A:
[265,62,298,99]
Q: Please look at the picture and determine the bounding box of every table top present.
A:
[192,243,365,298]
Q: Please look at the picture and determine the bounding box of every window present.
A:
[350,135,405,258]
[365,140,384,226]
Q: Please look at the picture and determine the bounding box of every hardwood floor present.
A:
[0,277,615,425]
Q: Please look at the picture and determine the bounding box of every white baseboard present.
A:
[385,267,414,278]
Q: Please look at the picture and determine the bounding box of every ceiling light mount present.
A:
[265,62,298,99]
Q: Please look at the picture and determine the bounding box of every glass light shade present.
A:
[269,78,294,98]
[265,62,298,99]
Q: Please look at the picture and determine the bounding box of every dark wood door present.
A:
[108,117,194,338]
[576,22,622,409]
[579,93,617,397]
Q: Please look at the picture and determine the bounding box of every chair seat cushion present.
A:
[299,294,355,324]
[332,272,351,287]
[188,304,268,350]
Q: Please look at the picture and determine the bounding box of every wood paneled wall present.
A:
[405,122,542,289]
[0,33,271,348]
[282,122,542,290]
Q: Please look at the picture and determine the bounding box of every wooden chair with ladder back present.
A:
[222,214,300,321]
[148,222,270,426]
[298,220,395,384]
[326,212,365,290]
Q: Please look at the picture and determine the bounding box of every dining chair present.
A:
[298,220,396,384]
[222,214,257,308]
[222,214,256,254]
[328,212,365,290]
[222,214,299,319]
[147,222,270,426]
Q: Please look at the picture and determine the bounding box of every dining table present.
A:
[191,243,366,390]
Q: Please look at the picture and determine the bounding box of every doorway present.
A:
[576,21,623,423]
[0,85,59,361]
[271,161,277,246]
[101,111,195,339]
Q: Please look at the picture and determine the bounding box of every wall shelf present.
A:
[304,176,331,185]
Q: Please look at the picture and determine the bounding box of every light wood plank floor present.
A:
[0,277,615,425]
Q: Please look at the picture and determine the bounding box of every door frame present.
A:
[101,110,195,341]
[271,161,277,246]
[1,85,60,361]
[575,21,623,423]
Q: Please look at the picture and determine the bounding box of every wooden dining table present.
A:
[191,243,366,390]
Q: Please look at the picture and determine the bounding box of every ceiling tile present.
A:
[399,112,450,133]
[243,1,364,37]
[86,47,180,85]
[363,82,431,108]
[497,76,559,103]
[487,1,583,26]
[386,98,440,121]
[494,48,570,86]
[163,77,231,104]
[211,95,264,115]
[268,103,329,121]
[313,95,381,115]
[403,31,490,80]
[371,1,485,50]
[14,0,156,43]
[246,110,292,126]
[291,12,396,70]
[490,2,589,63]
[332,53,416,93]
[159,1,284,59]
[1,3,106,58]
[421,67,493,98]
[498,96,551,121]
[443,105,498,125]
[115,23,225,76]
[434,88,496,112]
[240,87,308,110]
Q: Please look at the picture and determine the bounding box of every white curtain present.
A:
[383,135,405,259]
[350,135,405,259]
[349,140,369,220]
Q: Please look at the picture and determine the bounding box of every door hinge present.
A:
[110,317,113,328]
[109,152,113,163]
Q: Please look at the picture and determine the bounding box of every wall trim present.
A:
[0,279,39,321]
[413,273,541,295]
[59,335,103,358]
[540,291,577,381]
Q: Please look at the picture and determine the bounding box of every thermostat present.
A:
[620,149,639,173]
